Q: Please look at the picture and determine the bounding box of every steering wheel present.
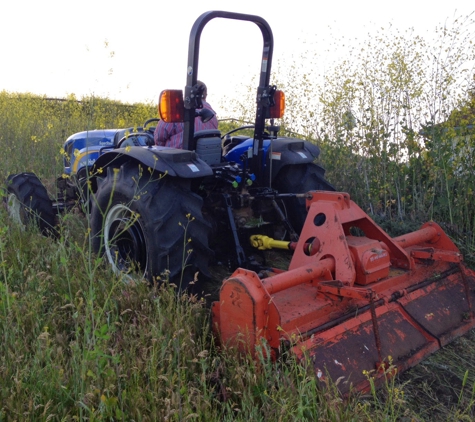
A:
[221,125,255,140]
[221,125,255,155]
[117,133,155,148]
[144,118,160,131]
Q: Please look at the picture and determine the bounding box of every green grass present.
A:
[0,92,156,180]
[2,192,475,421]
[0,210,368,421]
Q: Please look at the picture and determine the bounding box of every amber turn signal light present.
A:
[269,90,285,119]
[159,90,185,123]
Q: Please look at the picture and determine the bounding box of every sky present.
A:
[1,1,474,117]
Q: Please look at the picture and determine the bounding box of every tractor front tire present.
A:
[5,172,56,235]
[91,162,211,291]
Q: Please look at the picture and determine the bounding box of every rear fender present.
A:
[269,138,321,179]
[224,137,321,171]
[92,146,213,181]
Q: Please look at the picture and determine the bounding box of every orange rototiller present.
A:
[212,191,475,393]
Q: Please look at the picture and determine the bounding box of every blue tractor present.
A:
[6,11,334,290]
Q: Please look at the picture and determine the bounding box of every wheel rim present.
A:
[6,193,26,229]
[103,204,147,276]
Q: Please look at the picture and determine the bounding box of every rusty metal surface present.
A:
[399,272,475,346]
[292,302,440,393]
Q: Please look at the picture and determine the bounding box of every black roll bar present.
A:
[182,10,274,183]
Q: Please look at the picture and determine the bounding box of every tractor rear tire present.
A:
[5,172,56,235]
[273,163,335,233]
[91,162,211,291]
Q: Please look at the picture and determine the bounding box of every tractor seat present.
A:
[195,130,222,165]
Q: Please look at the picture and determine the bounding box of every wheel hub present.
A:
[6,193,27,229]
[104,204,147,275]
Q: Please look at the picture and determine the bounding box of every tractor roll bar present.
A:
[182,10,274,181]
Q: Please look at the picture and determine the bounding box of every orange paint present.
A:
[212,191,475,394]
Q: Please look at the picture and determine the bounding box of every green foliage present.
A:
[360,358,414,421]
[0,209,212,420]
[0,91,156,180]
[2,208,475,420]
[0,210,386,420]
[237,13,475,249]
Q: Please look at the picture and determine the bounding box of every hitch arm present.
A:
[223,194,247,267]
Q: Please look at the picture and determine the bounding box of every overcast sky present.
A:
[1,0,473,116]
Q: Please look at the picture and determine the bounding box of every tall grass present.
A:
[0,92,155,180]
[1,79,475,417]
[0,207,385,420]
[3,208,471,420]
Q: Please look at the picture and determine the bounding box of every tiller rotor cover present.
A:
[212,191,475,393]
